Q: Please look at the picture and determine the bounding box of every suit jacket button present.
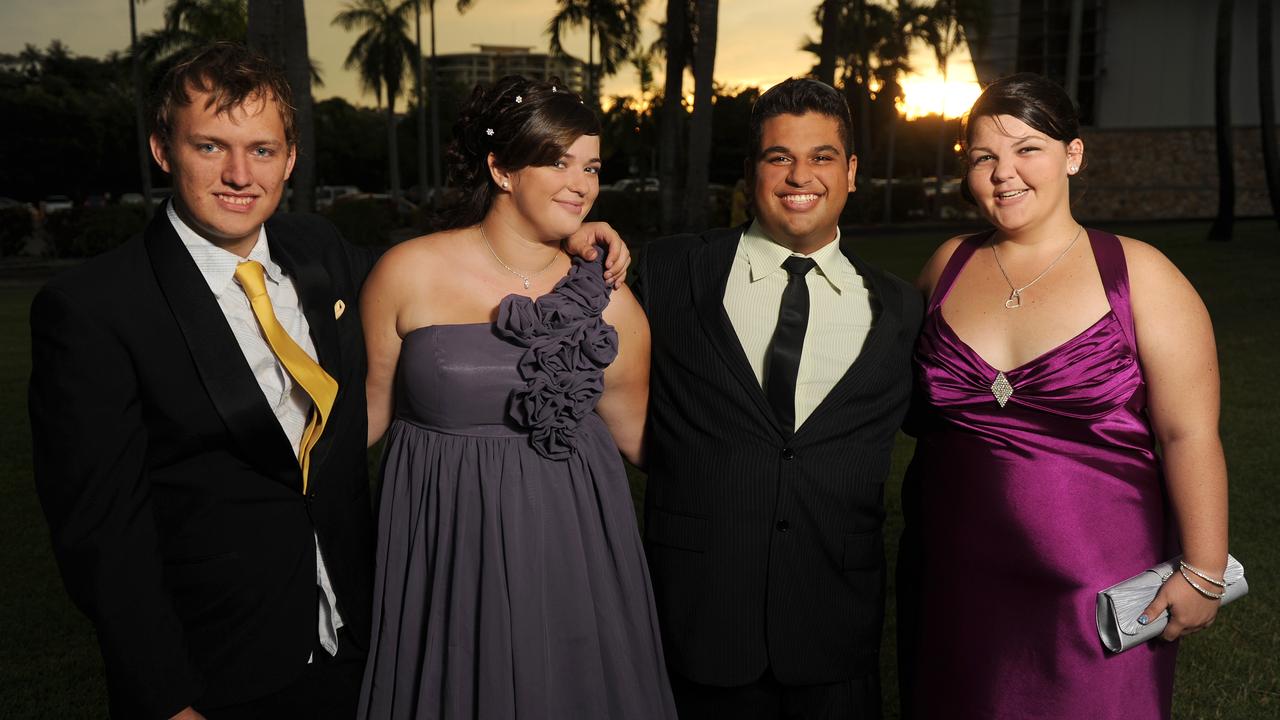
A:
[781,447,795,461]
[776,519,790,532]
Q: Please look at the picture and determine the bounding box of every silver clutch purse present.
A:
[1096,554,1248,653]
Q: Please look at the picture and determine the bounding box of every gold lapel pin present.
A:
[334,299,346,319]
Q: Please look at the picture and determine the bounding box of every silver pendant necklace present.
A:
[991,225,1084,309]
[479,225,560,290]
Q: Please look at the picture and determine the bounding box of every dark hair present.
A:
[748,78,854,159]
[959,73,1081,202]
[442,75,601,229]
[152,42,297,148]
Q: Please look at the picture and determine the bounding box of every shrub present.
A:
[0,206,34,256]
[591,185,731,234]
[322,198,402,247]
[842,181,929,224]
[45,206,148,258]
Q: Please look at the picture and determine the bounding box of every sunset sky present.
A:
[1,0,980,118]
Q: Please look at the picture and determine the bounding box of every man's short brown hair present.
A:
[151,41,297,148]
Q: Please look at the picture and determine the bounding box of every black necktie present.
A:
[765,256,817,435]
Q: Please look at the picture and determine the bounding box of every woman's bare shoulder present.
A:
[1115,234,1186,287]
[917,233,974,295]
[370,228,469,279]
[1113,234,1205,315]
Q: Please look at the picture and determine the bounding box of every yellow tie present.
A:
[234,260,338,493]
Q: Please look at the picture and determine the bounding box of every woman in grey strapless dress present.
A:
[358,76,675,720]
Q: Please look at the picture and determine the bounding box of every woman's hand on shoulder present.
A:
[564,221,630,288]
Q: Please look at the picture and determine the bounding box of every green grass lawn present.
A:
[2,219,1277,717]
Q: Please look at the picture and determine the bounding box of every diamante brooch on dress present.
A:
[990,371,1014,408]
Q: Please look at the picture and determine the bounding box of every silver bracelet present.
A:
[1179,560,1227,588]
[1179,566,1226,600]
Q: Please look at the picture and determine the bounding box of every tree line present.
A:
[25,1,1276,238]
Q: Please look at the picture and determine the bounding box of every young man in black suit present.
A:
[635,79,924,719]
[29,43,627,720]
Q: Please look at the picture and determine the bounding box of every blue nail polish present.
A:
[1138,615,1149,625]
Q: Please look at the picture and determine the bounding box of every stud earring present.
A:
[502,180,509,189]
[1068,166,1078,174]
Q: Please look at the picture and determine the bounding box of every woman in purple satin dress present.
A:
[899,74,1229,719]
[357,76,676,719]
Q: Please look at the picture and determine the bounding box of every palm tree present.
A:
[852,0,874,174]
[248,0,317,212]
[1258,0,1280,228]
[406,0,453,207]
[129,0,154,217]
[135,0,248,65]
[333,0,416,201]
[683,0,718,230]
[801,0,891,179]
[876,0,932,223]
[657,0,689,232]
[921,0,987,217]
[630,45,658,98]
[814,0,841,86]
[410,1,428,207]
[1209,0,1235,242]
[548,0,645,107]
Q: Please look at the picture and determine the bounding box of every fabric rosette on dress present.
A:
[495,255,618,459]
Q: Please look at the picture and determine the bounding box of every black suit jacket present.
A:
[634,226,923,688]
[29,208,378,718]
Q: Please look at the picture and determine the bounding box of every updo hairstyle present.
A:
[443,75,601,229]
[959,72,1082,204]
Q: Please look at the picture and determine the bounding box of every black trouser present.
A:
[201,627,365,720]
[671,666,883,720]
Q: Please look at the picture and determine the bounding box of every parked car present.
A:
[0,196,33,212]
[921,177,962,198]
[316,185,361,210]
[609,177,659,193]
[335,192,419,216]
[41,195,74,214]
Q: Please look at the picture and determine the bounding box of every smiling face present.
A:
[750,112,856,254]
[503,133,601,241]
[150,86,296,256]
[965,113,1082,235]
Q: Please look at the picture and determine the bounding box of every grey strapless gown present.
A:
[357,256,677,720]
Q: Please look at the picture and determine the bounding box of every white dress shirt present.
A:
[169,204,344,658]
[722,219,876,431]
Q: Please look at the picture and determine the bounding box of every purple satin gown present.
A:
[905,229,1177,719]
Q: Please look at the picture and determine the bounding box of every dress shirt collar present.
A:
[741,219,848,293]
[168,201,282,298]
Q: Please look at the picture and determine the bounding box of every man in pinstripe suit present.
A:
[635,79,924,719]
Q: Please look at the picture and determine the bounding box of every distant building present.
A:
[966,0,1280,220]
[429,45,586,96]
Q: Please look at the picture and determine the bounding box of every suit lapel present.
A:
[266,218,345,480]
[145,207,300,489]
[793,235,905,441]
[690,226,785,437]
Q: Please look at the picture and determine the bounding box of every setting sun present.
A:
[898,76,983,120]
